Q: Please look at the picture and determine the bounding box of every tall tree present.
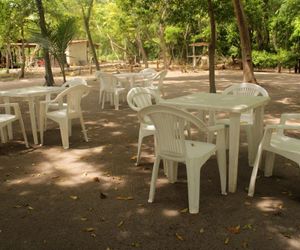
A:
[232,0,257,83]
[207,0,216,93]
[81,0,100,71]
[35,0,54,86]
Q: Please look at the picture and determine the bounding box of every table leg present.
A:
[28,97,39,144]
[228,113,241,193]
[3,97,13,139]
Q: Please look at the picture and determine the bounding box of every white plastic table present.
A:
[161,92,270,193]
[114,72,147,88]
[0,86,64,144]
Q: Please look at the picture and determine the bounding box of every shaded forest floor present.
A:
[0,69,300,250]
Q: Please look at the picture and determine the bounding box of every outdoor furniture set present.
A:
[127,83,300,214]
[1,72,299,214]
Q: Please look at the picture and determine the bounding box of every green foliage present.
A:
[252,50,278,69]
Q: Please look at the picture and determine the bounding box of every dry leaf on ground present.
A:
[116,196,134,200]
[227,225,240,234]
[175,232,184,241]
[70,195,79,200]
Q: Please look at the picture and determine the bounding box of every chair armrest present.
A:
[207,124,225,132]
[265,124,300,131]
[280,113,300,124]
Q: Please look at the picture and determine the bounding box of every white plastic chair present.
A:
[248,113,300,197]
[47,78,88,110]
[134,68,158,87]
[39,84,90,149]
[95,71,127,110]
[127,87,161,165]
[138,105,227,214]
[215,83,269,165]
[145,70,168,96]
[0,103,28,147]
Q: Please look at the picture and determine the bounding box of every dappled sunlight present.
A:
[254,197,283,212]
[276,97,296,105]
[162,209,180,217]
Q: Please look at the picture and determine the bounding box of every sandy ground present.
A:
[0,69,300,250]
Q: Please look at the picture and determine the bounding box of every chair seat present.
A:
[185,140,217,159]
[0,114,16,124]
[140,123,155,131]
[268,134,300,155]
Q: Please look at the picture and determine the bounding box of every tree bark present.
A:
[159,23,168,70]
[232,0,257,83]
[5,43,10,74]
[19,25,26,78]
[82,0,100,71]
[35,0,54,86]
[207,0,216,93]
[136,32,148,68]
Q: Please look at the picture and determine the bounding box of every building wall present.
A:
[66,42,88,66]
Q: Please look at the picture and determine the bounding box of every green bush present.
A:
[252,50,278,69]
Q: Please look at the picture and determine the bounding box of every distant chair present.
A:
[145,70,168,97]
[215,83,269,166]
[127,87,160,165]
[95,71,127,110]
[0,103,28,147]
[39,84,90,149]
[138,105,227,214]
[248,113,300,197]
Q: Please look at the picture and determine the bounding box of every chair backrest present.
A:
[153,70,168,90]
[140,68,157,78]
[127,87,160,112]
[138,105,209,161]
[223,83,269,97]
[95,71,119,92]
[62,78,87,87]
[53,84,90,114]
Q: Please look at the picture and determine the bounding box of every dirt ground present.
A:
[0,69,300,250]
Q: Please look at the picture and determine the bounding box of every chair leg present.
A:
[165,160,178,184]
[39,111,45,146]
[114,93,119,110]
[59,120,69,149]
[0,127,8,143]
[186,159,202,214]
[68,119,72,137]
[136,128,145,165]
[264,152,275,177]
[98,89,103,105]
[248,145,264,197]
[79,115,88,142]
[246,126,255,166]
[101,91,106,109]
[216,149,227,195]
[19,117,29,148]
[148,156,161,203]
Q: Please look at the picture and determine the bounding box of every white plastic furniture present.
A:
[215,83,269,166]
[0,86,64,144]
[248,113,300,197]
[0,103,28,147]
[138,105,227,214]
[39,84,90,149]
[146,70,168,96]
[137,68,157,86]
[127,87,160,165]
[161,92,270,193]
[47,78,88,110]
[96,71,127,110]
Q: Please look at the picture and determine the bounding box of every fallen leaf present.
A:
[243,224,253,230]
[227,225,240,234]
[117,220,124,227]
[242,240,248,248]
[70,195,79,200]
[80,217,88,221]
[180,208,188,213]
[175,232,184,241]
[280,232,292,238]
[93,177,100,182]
[13,205,22,208]
[131,242,140,247]
[224,237,230,245]
[199,228,205,234]
[116,196,134,200]
[27,206,34,210]
[51,175,60,179]
[83,227,95,232]
[100,192,107,199]
[131,156,137,160]
[90,233,96,238]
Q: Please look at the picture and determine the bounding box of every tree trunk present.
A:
[159,23,168,70]
[136,33,148,68]
[82,0,100,71]
[35,0,54,86]
[19,25,26,78]
[207,0,216,93]
[5,43,10,74]
[232,0,257,83]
